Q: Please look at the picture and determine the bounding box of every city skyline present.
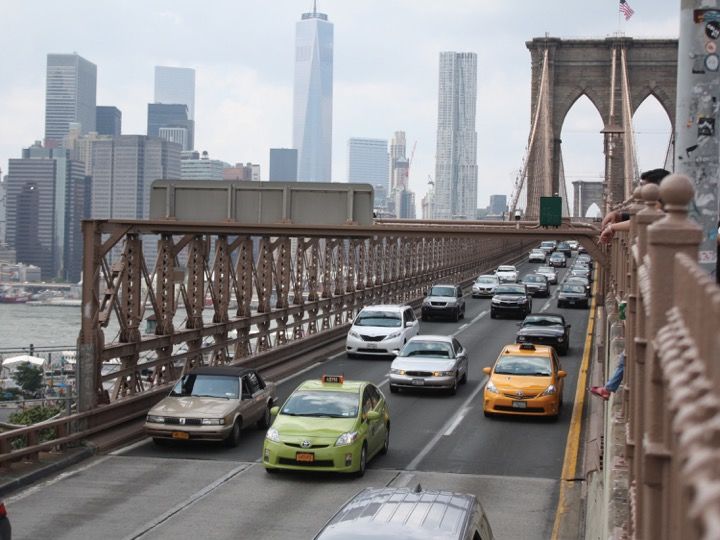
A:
[1,1,678,212]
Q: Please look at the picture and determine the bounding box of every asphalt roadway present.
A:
[7,256,591,540]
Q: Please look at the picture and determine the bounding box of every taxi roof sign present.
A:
[322,375,344,384]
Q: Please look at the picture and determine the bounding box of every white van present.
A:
[345,304,419,358]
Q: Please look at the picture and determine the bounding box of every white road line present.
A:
[328,351,346,360]
[111,438,151,456]
[276,361,322,385]
[123,463,251,540]
[406,375,488,471]
[443,407,469,436]
[7,455,114,503]
[451,310,487,337]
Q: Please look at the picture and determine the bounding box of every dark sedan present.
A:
[556,241,572,258]
[557,283,589,308]
[549,252,567,268]
[490,284,532,319]
[516,313,571,355]
[521,273,550,297]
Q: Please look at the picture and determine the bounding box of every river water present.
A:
[0,304,83,351]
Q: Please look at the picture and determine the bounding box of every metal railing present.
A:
[605,175,720,539]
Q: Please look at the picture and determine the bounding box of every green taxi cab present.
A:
[263,375,389,476]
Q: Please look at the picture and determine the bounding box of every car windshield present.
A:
[497,266,515,272]
[523,315,564,327]
[170,374,239,399]
[493,355,552,376]
[567,278,588,285]
[550,254,564,259]
[538,267,554,273]
[476,276,497,284]
[523,275,544,283]
[496,285,525,294]
[561,285,586,293]
[558,243,569,249]
[430,286,455,297]
[400,341,453,358]
[541,242,554,247]
[355,311,401,327]
[281,391,358,418]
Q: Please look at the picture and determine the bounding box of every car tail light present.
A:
[0,502,8,518]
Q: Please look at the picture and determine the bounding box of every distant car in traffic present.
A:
[472,274,500,298]
[569,267,591,281]
[528,249,547,263]
[495,265,519,283]
[556,241,572,257]
[483,343,566,419]
[346,305,420,357]
[549,252,567,268]
[313,486,495,540]
[516,313,571,355]
[263,375,389,476]
[521,273,550,297]
[145,366,277,447]
[490,283,532,319]
[540,240,556,254]
[422,284,466,321]
[576,253,593,269]
[536,265,558,285]
[566,276,591,296]
[389,335,469,395]
[567,240,579,251]
[557,283,590,308]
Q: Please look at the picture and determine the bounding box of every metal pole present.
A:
[675,0,720,278]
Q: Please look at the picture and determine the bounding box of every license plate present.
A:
[512,401,527,409]
[367,343,378,349]
[412,378,425,386]
[296,452,315,463]
[172,431,190,440]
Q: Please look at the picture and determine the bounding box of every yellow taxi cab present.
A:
[482,343,566,419]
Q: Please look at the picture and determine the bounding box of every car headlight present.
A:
[519,297,528,303]
[201,418,225,425]
[335,431,359,447]
[541,385,557,396]
[557,337,564,342]
[491,297,501,304]
[385,331,401,340]
[390,368,405,375]
[265,427,281,443]
[433,370,454,377]
[486,380,499,393]
[517,336,527,342]
[349,330,360,338]
[147,415,165,423]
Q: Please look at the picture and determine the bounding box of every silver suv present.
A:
[421,284,466,321]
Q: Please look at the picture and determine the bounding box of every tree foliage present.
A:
[12,363,43,394]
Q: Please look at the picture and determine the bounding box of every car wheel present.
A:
[460,306,465,319]
[460,370,467,384]
[257,405,272,429]
[483,410,494,418]
[380,425,390,455]
[560,343,569,356]
[355,443,368,477]
[454,308,460,322]
[224,419,242,448]
[448,376,458,396]
[421,314,428,321]
[558,301,564,308]
[390,385,399,393]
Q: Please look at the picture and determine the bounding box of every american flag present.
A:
[619,0,635,20]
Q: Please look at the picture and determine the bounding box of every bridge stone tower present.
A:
[524,37,677,218]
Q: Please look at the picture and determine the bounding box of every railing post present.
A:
[641,174,702,540]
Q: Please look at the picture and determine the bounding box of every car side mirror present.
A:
[483,367,492,375]
[366,411,381,421]
[405,321,413,328]
[558,370,567,379]
[270,406,280,416]
[567,324,572,329]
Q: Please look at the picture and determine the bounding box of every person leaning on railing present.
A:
[599,168,670,244]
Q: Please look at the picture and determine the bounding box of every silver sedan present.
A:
[389,335,469,395]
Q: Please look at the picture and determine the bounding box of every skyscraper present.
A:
[96,106,122,136]
[347,138,389,189]
[147,103,194,151]
[154,66,196,120]
[489,194,507,216]
[44,54,97,147]
[6,144,87,280]
[269,148,298,182]
[293,3,333,182]
[390,131,407,191]
[433,52,478,220]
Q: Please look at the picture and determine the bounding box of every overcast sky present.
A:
[0,0,679,212]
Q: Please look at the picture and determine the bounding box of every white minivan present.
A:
[346,304,420,358]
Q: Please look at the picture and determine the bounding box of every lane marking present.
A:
[443,407,469,436]
[7,455,113,503]
[405,375,488,471]
[377,378,389,387]
[551,273,597,540]
[123,463,251,540]
[111,438,151,456]
[451,310,487,337]
[276,361,322,385]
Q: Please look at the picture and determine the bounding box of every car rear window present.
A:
[281,391,359,418]
[497,266,515,272]
[355,311,401,327]
[494,355,552,376]
[477,276,497,284]
[523,315,563,326]
[523,275,544,283]
[561,284,586,293]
